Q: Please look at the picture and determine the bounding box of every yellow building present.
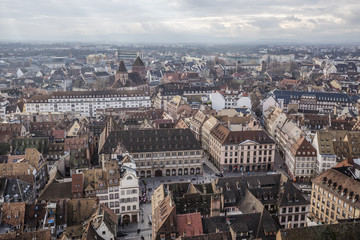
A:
[310,167,360,224]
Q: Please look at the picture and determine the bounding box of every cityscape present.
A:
[1,1,360,240]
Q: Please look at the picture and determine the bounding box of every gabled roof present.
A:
[117,61,127,72]
[132,56,145,67]
[1,202,26,230]
[272,89,352,103]
[153,194,176,232]
[278,221,360,240]
[177,212,203,237]
[66,198,98,226]
[25,203,47,229]
[223,130,274,145]
[38,181,72,201]
[100,128,201,154]
[290,137,316,157]
[279,180,309,207]
[210,125,230,143]
[312,168,360,208]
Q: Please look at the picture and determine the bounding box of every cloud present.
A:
[0,0,359,42]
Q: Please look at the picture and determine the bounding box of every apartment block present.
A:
[310,167,360,224]
[24,90,151,117]
[208,126,275,172]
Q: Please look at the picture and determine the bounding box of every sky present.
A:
[1,0,360,43]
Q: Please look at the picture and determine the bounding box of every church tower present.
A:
[132,56,145,80]
[115,61,128,86]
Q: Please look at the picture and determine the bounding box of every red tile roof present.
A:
[72,174,84,194]
[177,212,203,237]
[52,129,66,139]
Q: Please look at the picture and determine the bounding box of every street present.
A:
[117,202,152,240]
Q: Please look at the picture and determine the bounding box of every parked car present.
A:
[117,231,128,237]
[215,173,223,177]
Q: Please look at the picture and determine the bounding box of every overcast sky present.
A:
[1,0,359,43]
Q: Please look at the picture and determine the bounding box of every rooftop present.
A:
[100,128,202,154]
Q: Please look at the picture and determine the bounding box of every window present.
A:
[282,208,286,213]
[122,206,125,211]
[127,206,131,211]
[289,207,293,213]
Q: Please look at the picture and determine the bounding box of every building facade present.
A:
[263,90,353,114]
[288,137,317,182]
[201,116,220,153]
[188,111,208,142]
[208,127,276,172]
[278,180,310,228]
[83,154,140,223]
[310,168,360,224]
[312,131,337,174]
[100,129,204,177]
[25,90,151,117]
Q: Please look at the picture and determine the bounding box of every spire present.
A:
[118,61,127,72]
[133,56,144,67]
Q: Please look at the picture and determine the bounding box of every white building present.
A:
[116,154,140,224]
[0,98,9,120]
[278,180,310,228]
[210,90,251,111]
[262,95,279,115]
[276,120,317,181]
[24,90,151,117]
[312,131,337,174]
[83,154,140,223]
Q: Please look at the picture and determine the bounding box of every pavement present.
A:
[118,202,152,240]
